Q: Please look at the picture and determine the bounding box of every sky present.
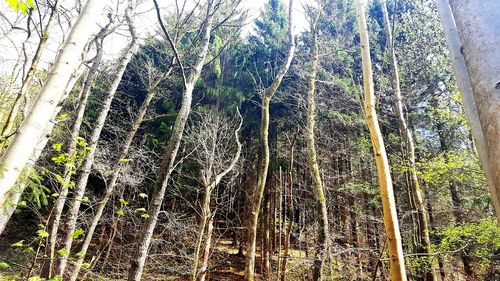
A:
[0,0,309,82]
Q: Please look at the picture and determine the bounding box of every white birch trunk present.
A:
[58,23,139,276]
[444,0,500,220]
[0,0,108,211]
[0,64,85,235]
[127,2,215,279]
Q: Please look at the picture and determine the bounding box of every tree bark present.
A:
[0,0,61,143]
[66,5,140,280]
[280,130,297,281]
[0,63,85,235]
[58,16,138,276]
[127,2,215,279]
[380,2,435,280]
[41,22,111,278]
[447,0,500,221]
[354,0,407,280]
[244,1,295,280]
[0,0,108,211]
[305,16,329,281]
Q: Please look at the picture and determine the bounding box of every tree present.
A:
[190,109,243,281]
[127,1,217,279]
[244,0,295,279]
[446,0,500,222]
[354,0,407,280]
[0,0,108,219]
[304,2,329,279]
[56,5,139,276]
[380,1,435,280]
[0,0,60,146]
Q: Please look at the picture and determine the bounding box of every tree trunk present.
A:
[244,1,295,280]
[0,0,61,143]
[354,1,407,280]
[0,0,107,210]
[305,18,329,281]
[41,23,112,278]
[380,2,435,280]
[280,130,297,281]
[0,63,85,235]
[127,2,215,279]
[447,0,500,221]
[58,18,138,277]
[66,7,139,280]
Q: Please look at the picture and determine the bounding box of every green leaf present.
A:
[11,240,24,248]
[52,143,63,152]
[138,193,148,199]
[57,248,69,256]
[135,207,146,212]
[116,209,124,216]
[0,262,10,269]
[119,198,128,205]
[70,229,84,240]
[37,229,49,239]
[141,213,150,219]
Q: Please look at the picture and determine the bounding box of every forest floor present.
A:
[0,222,310,281]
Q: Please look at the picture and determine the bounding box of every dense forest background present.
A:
[0,0,499,280]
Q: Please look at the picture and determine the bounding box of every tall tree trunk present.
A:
[305,16,329,281]
[280,130,298,281]
[380,2,435,280]
[447,0,500,221]
[41,22,112,278]
[0,0,61,143]
[435,119,475,280]
[127,2,215,279]
[58,17,138,276]
[0,0,108,211]
[66,6,139,280]
[424,187,446,281]
[244,1,295,280]
[354,1,407,280]
[0,63,85,235]
[193,111,242,281]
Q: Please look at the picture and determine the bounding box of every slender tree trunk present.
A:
[0,0,61,143]
[354,1,407,280]
[244,2,295,280]
[0,0,108,210]
[58,18,138,277]
[197,214,214,281]
[305,18,329,281]
[280,131,297,281]
[0,63,85,235]
[446,0,500,221]
[41,24,111,278]
[380,2,435,280]
[127,2,215,279]
[66,6,139,280]
[425,187,446,281]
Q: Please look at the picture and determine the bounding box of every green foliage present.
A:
[0,262,10,269]
[10,240,24,248]
[69,229,85,240]
[23,169,50,208]
[36,228,49,239]
[436,219,500,266]
[3,0,34,14]
[57,248,69,257]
